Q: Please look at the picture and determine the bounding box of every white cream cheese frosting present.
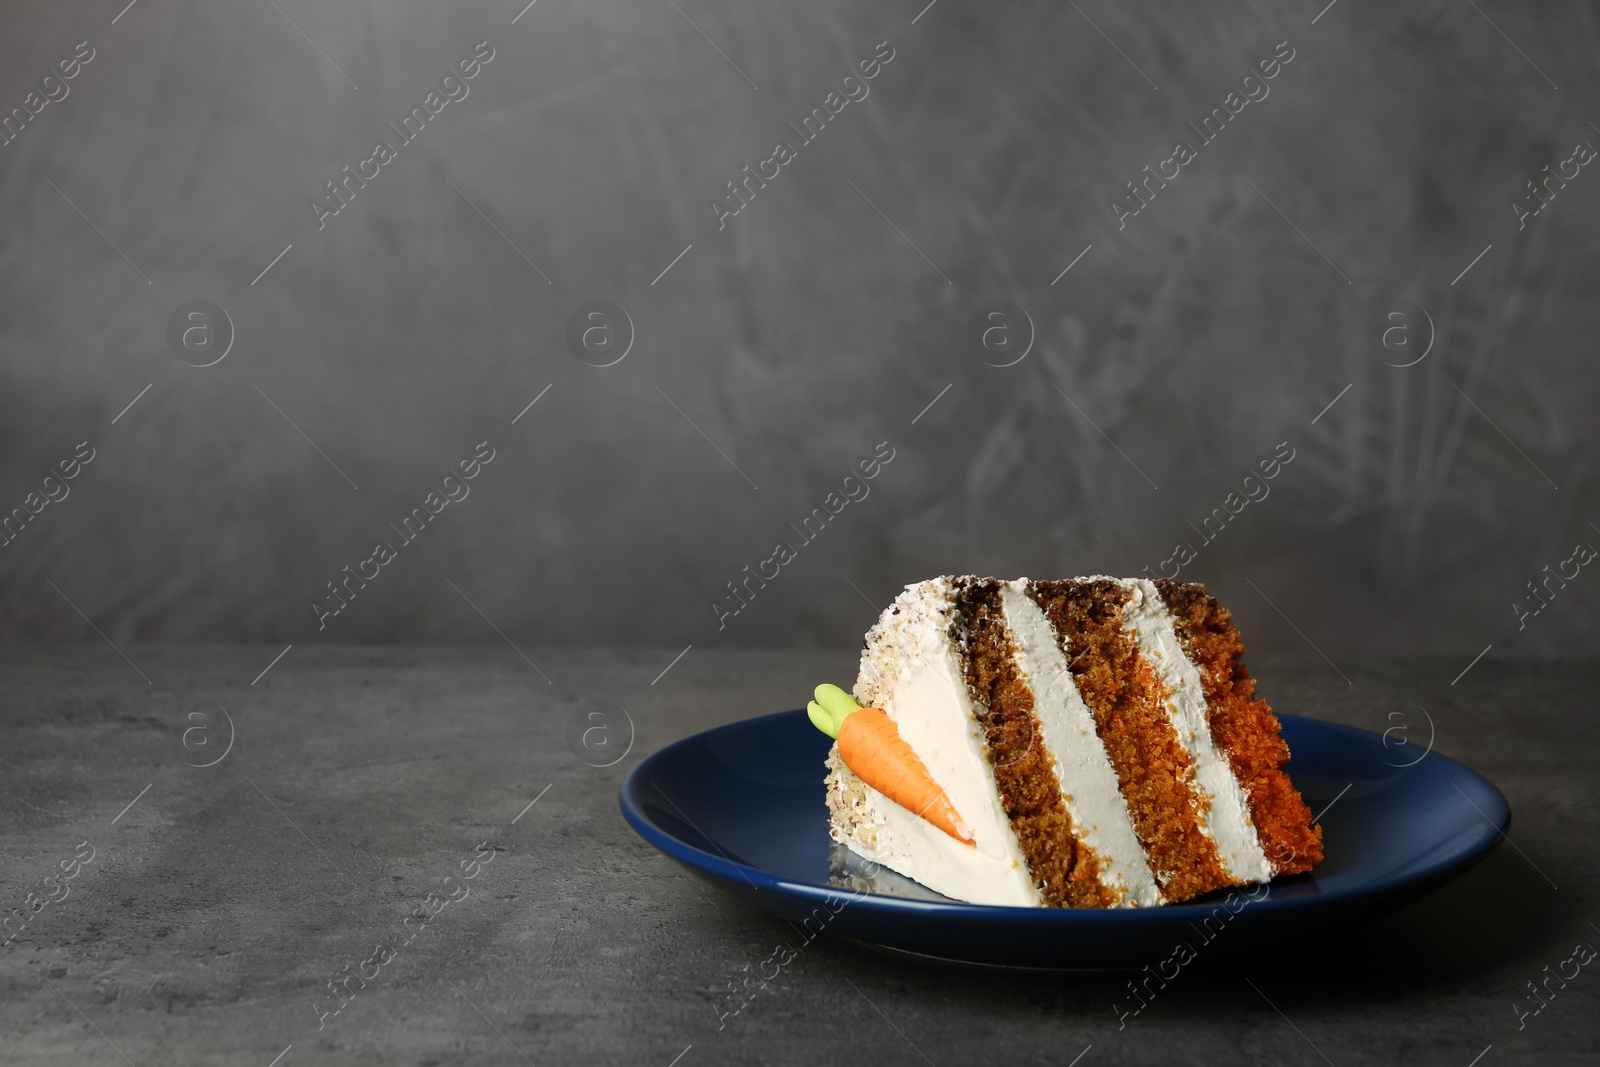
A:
[852,578,1040,906]
[826,750,1038,907]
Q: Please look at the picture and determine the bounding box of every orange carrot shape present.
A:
[808,684,973,845]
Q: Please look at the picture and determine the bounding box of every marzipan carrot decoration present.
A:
[808,684,973,845]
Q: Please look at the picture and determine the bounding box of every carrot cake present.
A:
[810,576,1322,908]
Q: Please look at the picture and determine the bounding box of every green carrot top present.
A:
[806,683,861,738]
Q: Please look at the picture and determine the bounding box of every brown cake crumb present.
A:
[1156,580,1323,875]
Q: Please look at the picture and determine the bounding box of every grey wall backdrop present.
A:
[2,0,1596,664]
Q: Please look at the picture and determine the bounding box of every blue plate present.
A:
[620,710,1509,968]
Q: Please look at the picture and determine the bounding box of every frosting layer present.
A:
[853,578,1039,903]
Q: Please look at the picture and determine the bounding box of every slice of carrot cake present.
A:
[809,576,1322,908]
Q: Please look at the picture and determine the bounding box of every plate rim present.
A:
[620,708,1510,921]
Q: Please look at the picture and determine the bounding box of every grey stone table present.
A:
[1,645,1595,1066]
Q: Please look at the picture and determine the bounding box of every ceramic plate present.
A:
[620,710,1508,968]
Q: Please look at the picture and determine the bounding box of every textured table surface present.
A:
[1,645,1595,1066]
